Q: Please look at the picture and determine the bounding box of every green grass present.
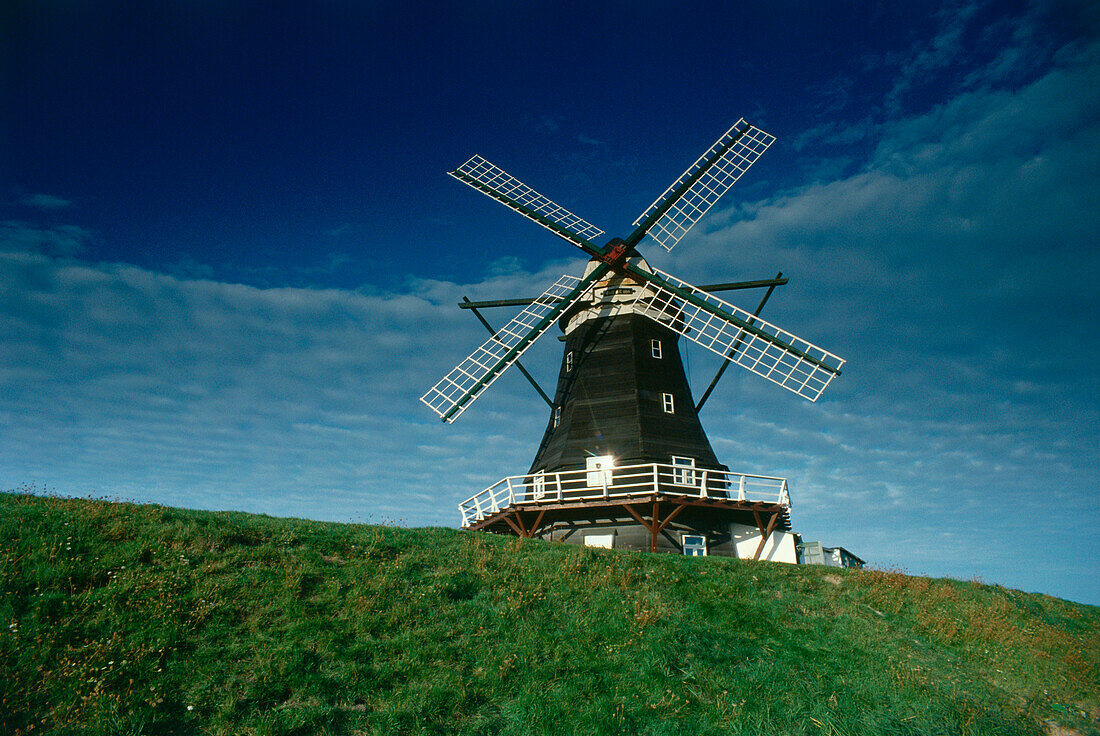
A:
[1,488,1097,736]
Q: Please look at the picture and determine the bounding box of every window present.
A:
[585,455,615,488]
[662,392,674,414]
[565,351,573,372]
[682,534,707,556]
[650,339,662,359]
[553,406,561,428]
[584,533,614,549]
[671,456,696,486]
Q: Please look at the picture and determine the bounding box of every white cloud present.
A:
[0,246,563,526]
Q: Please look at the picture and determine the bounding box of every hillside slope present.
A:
[1,490,1097,735]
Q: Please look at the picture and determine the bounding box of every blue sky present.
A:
[3,0,1098,604]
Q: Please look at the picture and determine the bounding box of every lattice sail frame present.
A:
[634,120,775,252]
[421,274,586,423]
[450,155,604,247]
[634,268,844,401]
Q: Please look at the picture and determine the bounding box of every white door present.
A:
[586,455,615,488]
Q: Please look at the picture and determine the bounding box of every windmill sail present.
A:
[421,267,608,422]
[630,266,844,401]
[450,156,604,253]
[631,120,775,251]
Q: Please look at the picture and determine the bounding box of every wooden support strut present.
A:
[623,502,688,552]
[462,297,552,407]
[751,510,781,561]
[528,509,546,538]
[502,509,548,539]
[502,513,525,537]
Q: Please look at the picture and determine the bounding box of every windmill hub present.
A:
[596,237,632,267]
[421,119,846,560]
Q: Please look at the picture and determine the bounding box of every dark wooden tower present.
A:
[529,259,727,478]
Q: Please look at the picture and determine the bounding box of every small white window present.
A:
[585,455,615,487]
[565,351,574,372]
[651,339,662,359]
[584,533,614,549]
[671,456,696,486]
[662,392,674,413]
[682,534,707,556]
[553,406,561,428]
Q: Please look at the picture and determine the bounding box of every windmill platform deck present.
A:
[459,462,792,556]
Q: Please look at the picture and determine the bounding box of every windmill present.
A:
[421,119,845,559]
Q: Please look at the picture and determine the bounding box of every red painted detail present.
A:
[599,241,629,267]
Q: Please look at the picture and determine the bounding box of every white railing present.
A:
[459,462,790,528]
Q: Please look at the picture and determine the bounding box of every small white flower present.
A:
[187,705,194,711]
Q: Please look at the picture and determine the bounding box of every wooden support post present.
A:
[622,502,687,553]
[504,511,540,538]
[752,511,780,561]
[528,509,547,538]
[651,501,660,552]
[502,514,525,537]
[656,504,687,534]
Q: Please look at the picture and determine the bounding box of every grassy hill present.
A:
[1,490,1097,736]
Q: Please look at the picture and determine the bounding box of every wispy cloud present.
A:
[0,240,567,526]
[19,193,73,211]
[0,221,92,257]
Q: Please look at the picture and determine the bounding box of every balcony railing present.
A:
[459,462,790,528]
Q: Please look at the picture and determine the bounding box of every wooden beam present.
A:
[651,501,660,552]
[502,514,525,537]
[752,511,781,561]
[519,511,534,538]
[528,509,547,538]
[457,278,788,310]
[622,502,663,552]
[622,503,652,530]
[696,272,783,412]
[656,504,688,533]
[660,528,683,550]
[463,297,553,407]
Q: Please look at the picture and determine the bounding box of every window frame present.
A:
[671,455,697,486]
[682,534,707,556]
[650,339,662,359]
[661,392,674,414]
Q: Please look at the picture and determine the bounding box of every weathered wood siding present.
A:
[528,313,726,475]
